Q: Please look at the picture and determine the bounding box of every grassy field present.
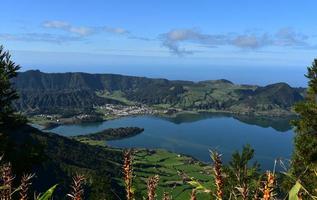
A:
[96,90,136,105]
[74,137,107,146]
[72,133,215,200]
[28,115,55,125]
[178,81,256,108]
[132,149,214,200]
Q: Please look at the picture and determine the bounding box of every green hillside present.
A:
[13,70,304,117]
[1,125,125,199]
[1,124,217,200]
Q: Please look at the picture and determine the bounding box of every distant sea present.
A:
[22,65,307,87]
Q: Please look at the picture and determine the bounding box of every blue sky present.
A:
[1,0,317,85]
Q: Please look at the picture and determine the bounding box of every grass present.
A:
[1,144,311,200]
[28,115,57,126]
[74,138,107,146]
[132,149,214,200]
[96,90,136,105]
[178,82,255,108]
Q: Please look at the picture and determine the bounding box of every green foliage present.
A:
[292,58,317,196]
[224,145,261,199]
[288,181,302,200]
[293,101,317,134]
[15,89,124,116]
[132,149,213,199]
[0,45,25,127]
[37,184,58,200]
[73,127,144,142]
[13,70,304,116]
[187,179,208,192]
[1,124,125,199]
[306,59,317,101]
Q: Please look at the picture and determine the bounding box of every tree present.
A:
[291,58,317,194]
[224,145,260,199]
[0,45,25,127]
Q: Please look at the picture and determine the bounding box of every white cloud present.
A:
[160,28,310,55]
[43,20,94,36]
[0,21,143,44]
[104,27,129,34]
[68,27,93,36]
[42,20,129,37]
[159,29,227,56]
[275,27,308,46]
[43,20,70,29]
[231,34,272,49]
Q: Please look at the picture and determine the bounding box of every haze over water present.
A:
[19,64,308,87]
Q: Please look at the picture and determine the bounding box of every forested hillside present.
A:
[1,125,125,199]
[13,70,305,116]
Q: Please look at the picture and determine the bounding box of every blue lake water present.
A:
[49,113,294,170]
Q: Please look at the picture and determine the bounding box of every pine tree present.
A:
[291,58,317,193]
[0,45,25,127]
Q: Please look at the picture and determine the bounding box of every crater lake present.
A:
[48,113,294,170]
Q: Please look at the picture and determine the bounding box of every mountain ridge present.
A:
[13,70,305,117]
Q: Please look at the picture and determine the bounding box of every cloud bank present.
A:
[0,20,132,44]
[1,20,312,56]
[160,28,309,56]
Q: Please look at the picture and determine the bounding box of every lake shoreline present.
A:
[30,108,297,130]
[35,113,294,170]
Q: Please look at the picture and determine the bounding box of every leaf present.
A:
[289,181,302,200]
[37,184,58,200]
[0,185,9,190]
[187,180,206,191]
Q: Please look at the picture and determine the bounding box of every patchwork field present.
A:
[132,149,214,199]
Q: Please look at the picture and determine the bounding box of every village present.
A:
[96,104,160,117]
[30,104,182,128]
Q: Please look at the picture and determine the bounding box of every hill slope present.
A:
[13,70,305,116]
[0,125,124,199]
